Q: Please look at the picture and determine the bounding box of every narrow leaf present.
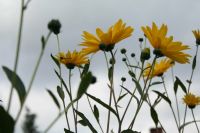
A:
[75,110,97,133]
[64,128,74,133]
[77,72,92,99]
[47,89,60,110]
[2,66,26,106]
[93,105,99,122]
[121,129,141,133]
[86,93,118,118]
[0,106,14,133]
[192,55,197,70]
[128,71,136,78]
[153,91,171,105]
[57,86,65,100]
[51,54,60,68]
[81,63,90,77]
[150,81,163,86]
[108,66,113,81]
[117,93,128,103]
[132,78,143,98]
[175,77,187,94]
[150,107,159,127]
[78,120,87,126]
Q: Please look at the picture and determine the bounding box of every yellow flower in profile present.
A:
[192,29,200,44]
[142,22,191,64]
[80,19,134,54]
[143,58,174,78]
[183,93,200,109]
[56,50,89,69]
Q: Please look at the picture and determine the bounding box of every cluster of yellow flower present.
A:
[56,19,200,109]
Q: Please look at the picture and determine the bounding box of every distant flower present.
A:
[48,19,61,35]
[143,58,174,78]
[56,50,89,69]
[192,29,200,45]
[142,22,191,64]
[183,93,200,109]
[80,19,134,54]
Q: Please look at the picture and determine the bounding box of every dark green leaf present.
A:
[108,67,113,81]
[174,77,187,94]
[78,120,87,126]
[117,93,128,103]
[81,63,90,78]
[47,89,60,110]
[93,105,99,122]
[152,91,171,105]
[150,107,159,127]
[132,78,143,98]
[57,86,65,100]
[0,106,14,133]
[121,129,141,133]
[86,93,118,118]
[192,55,196,70]
[51,54,60,68]
[64,128,74,133]
[128,71,136,78]
[2,66,26,106]
[75,110,97,133]
[150,81,163,86]
[77,72,92,99]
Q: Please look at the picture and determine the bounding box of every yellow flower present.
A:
[142,22,191,64]
[56,50,89,69]
[143,58,174,78]
[183,93,200,109]
[80,19,134,54]
[192,29,200,44]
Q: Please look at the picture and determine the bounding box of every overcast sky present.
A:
[1,0,200,133]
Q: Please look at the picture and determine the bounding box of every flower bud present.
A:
[139,38,143,42]
[48,19,61,35]
[140,48,150,61]
[153,49,164,57]
[120,48,126,54]
[91,76,97,84]
[121,77,126,82]
[131,53,135,57]
[122,58,126,62]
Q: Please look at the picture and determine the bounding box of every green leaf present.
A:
[57,86,65,100]
[108,66,113,81]
[51,54,60,68]
[132,78,143,98]
[86,93,118,118]
[179,120,200,131]
[150,81,163,86]
[117,93,128,103]
[93,105,99,122]
[81,63,90,77]
[150,107,159,127]
[64,128,74,133]
[192,55,196,70]
[174,77,187,94]
[152,91,171,105]
[2,66,26,106]
[0,106,14,133]
[77,72,92,99]
[78,119,87,126]
[121,129,141,133]
[128,71,136,78]
[75,110,97,133]
[47,89,60,110]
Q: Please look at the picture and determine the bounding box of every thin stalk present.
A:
[86,95,105,133]
[161,76,179,131]
[191,109,200,133]
[182,45,199,133]
[129,56,157,129]
[15,31,51,123]
[69,70,77,133]
[171,67,181,127]
[7,0,25,112]
[62,100,71,130]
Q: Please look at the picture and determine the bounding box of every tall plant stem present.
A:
[15,31,51,124]
[7,0,25,112]
[191,109,200,133]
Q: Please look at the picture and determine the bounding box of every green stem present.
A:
[15,31,51,124]
[7,0,25,112]
[191,109,200,133]
[69,69,77,133]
